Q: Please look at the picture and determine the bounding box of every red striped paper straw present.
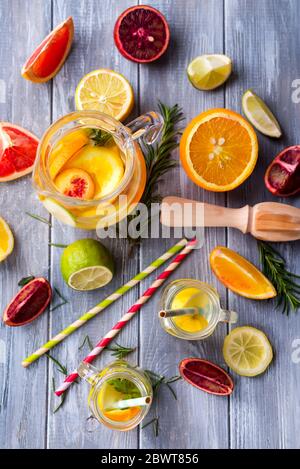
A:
[55,238,197,396]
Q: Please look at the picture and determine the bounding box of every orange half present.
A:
[210,246,277,300]
[180,109,258,192]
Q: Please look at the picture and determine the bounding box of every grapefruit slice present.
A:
[0,122,39,182]
[21,17,74,83]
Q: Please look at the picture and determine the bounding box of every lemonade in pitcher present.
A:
[33,111,163,229]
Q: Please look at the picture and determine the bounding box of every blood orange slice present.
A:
[114,5,170,63]
[21,17,74,83]
[179,358,234,396]
[0,122,39,182]
[3,277,52,327]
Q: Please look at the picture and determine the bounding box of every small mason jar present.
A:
[159,279,238,341]
[33,110,163,230]
[78,360,153,431]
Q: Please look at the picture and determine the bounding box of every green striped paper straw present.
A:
[22,238,188,368]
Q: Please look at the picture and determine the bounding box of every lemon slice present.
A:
[75,69,134,121]
[0,216,14,262]
[242,90,282,138]
[187,54,232,91]
[223,327,273,377]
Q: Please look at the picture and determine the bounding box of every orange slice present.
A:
[49,129,89,179]
[210,246,277,300]
[104,407,140,422]
[180,109,258,192]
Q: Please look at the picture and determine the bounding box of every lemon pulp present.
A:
[171,287,210,333]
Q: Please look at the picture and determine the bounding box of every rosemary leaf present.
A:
[46,353,68,376]
[25,212,52,226]
[107,342,136,360]
[142,417,159,437]
[54,287,68,304]
[258,241,300,315]
[89,129,112,146]
[18,275,35,287]
[49,243,68,248]
[79,335,94,352]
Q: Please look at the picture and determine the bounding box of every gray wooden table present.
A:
[1,0,300,450]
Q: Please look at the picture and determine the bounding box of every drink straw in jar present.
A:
[55,238,197,396]
[22,238,188,368]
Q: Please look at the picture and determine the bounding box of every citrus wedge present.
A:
[42,198,76,227]
[0,122,39,182]
[0,216,14,262]
[21,17,74,83]
[187,54,232,91]
[49,129,89,179]
[75,69,134,121]
[242,90,282,138]
[180,109,258,192]
[223,327,273,377]
[210,246,276,300]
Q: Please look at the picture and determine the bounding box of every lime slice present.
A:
[60,238,114,291]
[43,198,76,227]
[242,90,282,138]
[223,326,273,377]
[187,54,232,91]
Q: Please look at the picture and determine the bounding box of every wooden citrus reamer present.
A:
[161,196,300,242]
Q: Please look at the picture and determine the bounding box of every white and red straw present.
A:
[55,238,197,396]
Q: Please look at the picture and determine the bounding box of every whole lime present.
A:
[60,238,114,291]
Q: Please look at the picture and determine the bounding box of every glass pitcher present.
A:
[33,110,163,230]
[78,360,153,431]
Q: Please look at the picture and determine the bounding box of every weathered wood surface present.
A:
[0,0,299,449]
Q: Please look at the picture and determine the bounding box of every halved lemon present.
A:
[210,246,277,300]
[75,69,134,121]
[180,109,259,192]
[187,54,232,91]
[242,90,282,138]
[0,216,14,262]
[223,327,273,377]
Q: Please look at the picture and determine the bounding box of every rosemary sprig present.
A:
[142,370,182,437]
[141,102,184,209]
[89,129,112,146]
[258,241,300,315]
[47,354,69,413]
[25,212,52,226]
[107,342,136,360]
[121,102,184,244]
[18,275,35,287]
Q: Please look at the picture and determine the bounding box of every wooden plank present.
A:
[47,0,141,449]
[0,0,51,449]
[225,0,300,449]
[138,0,229,449]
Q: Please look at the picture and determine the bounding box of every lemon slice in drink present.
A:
[43,198,77,227]
[75,69,134,121]
[242,90,282,138]
[223,327,273,377]
[187,54,232,91]
[60,238,114,291]
[0,216,14,262]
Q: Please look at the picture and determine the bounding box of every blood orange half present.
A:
[21,16,74,83]
[114,5,170,63]
[0,122,39,182]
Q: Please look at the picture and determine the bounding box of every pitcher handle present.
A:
[220,310,238,324]
[126,111,164,144]
[78,361,100,385]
